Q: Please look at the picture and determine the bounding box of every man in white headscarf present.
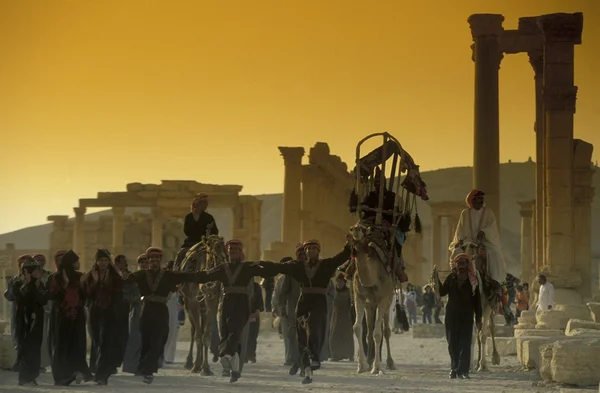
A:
[449,189,507,285]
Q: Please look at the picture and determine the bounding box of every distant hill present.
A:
[2,161,599,271]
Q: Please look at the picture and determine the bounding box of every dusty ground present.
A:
[0,329,564,393]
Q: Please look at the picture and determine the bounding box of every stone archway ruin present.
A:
[47,181,262,270]
[468,12,595,302]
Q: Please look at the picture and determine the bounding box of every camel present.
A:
[179,234,227,374]
[459,241,501,372]
[350,222,396,375]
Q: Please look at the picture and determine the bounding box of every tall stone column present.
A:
[279,147,305,245]
[518,201,534,284]
[468,14,504,228]
[431,215,442,269]
[572,140,595,299]
[519,16,545,274]
[111,207,126,256]
[300,165,319,242]
[538,13,583,304]
[73,207,87,269]
[446,217,457,260]
[151,208,164,248]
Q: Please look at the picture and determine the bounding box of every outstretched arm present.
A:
[322,244,352,273]
[438,274,451,297]
[258,261,299,280]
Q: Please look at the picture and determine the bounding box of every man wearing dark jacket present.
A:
[436,253,482,380]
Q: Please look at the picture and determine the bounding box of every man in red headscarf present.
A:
[259,237,353,384]
[435,254,482,379]
[121,246,210,384]
[449,189,506,286]
[174,193,219,270]
[192,239,280,383]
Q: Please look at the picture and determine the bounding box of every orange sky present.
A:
[1,0,599,235]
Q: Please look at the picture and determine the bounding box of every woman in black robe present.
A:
[11,256,48,386]
[122,253,146,375]
[329,273,354,361]
[48,250,92,386]
[84,248,124,385]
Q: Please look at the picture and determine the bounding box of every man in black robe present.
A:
[259,238,352,384]
[174,193,219,270]
[436,254,482,379]
[193,239,278,383]
[246,280,264,363]
[122,246,208,384]
[31,253,52,372]
[11,256,48,386]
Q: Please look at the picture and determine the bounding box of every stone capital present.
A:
[518,16,541,35]
[74,207,87,216]
[527,50,544,76]
[279,146,305,165]
[518,200,535,216]
[537,13,583,44]
[112,206,126,216]
[544,85,578,113]
[468,13,504,39]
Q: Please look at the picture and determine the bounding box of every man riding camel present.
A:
[449,189,507,293]
[340,168,407,283]
[174,193,219,270]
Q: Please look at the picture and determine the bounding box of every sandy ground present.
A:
[0,329,564,393]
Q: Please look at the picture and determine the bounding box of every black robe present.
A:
[126,269,206,376]
[12,278,48,384]
[438,272,482,374]
[198,262,274,358]
[48,271,92,386]
[84,268,124,382]
[246,281,264,361]
[121,280,142,374]
[329,285,354,360]
[260,246,351,370]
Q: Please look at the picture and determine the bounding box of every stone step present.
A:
[493,324,514,337]
[411,323,445,339]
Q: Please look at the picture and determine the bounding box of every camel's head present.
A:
[350,222,371,247]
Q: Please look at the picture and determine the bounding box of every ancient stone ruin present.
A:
[48,181,262,271]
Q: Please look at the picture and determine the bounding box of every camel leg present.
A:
[489,310,500,366]
[370,306,384,375]
[382,312,395,370]
[185,301,195,370]
[201,310,214,376]
[477,309,489,372]
[353,297,369,373]
[191,305,203,373]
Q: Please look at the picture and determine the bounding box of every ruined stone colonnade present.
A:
[48,181,263,271]
[469,12,595,303]
[428,201,465,271]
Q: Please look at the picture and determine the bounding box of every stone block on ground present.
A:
[536,310,569,330]
[566,328,600,337]
[556,304,594,321]
[493,324,514,337]
[494,315,506,325]
[486,337,516,356]
[514,328,563,338]
[520,336,581,369]
[565,319,600,335]
[539,342,555,381]
[514,323,536,332]
[550,338,600,386]
[411,323,445,339]
[588,302,600,323]
[0,334,16,370]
